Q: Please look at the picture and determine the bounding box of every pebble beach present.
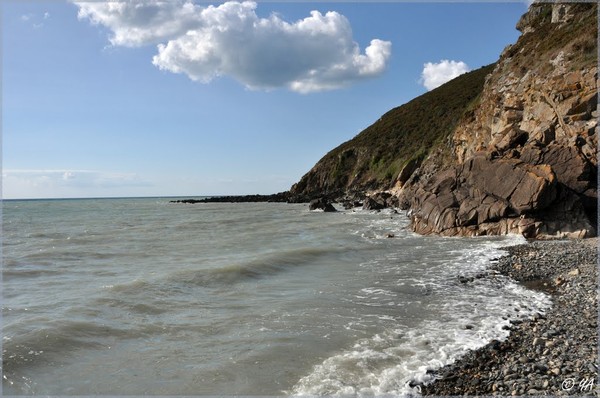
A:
[422,238,598,396]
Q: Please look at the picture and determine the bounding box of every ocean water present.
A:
[2,198,551,395]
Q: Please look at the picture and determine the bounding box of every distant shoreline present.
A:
[170,192,292,204]
[422,238,598,396]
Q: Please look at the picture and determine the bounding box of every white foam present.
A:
[291,235,551,397]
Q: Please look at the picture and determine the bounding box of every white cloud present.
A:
[2,170,152,199]
[75,1,391,93]
[20,12,49,28]
[420,59,470,91]
[76,0,203,47]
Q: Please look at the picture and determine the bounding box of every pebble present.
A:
[421,239,598,396]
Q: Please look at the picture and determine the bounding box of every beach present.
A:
[422,238,598,396]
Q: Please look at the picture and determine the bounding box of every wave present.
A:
[101,246,346,301]
[169,246,345,287]
[2,319,130,375]
[93,296,169,316]
[290,236,551,396]
[3,268,63,279]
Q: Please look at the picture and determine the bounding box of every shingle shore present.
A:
[421,238,598,397]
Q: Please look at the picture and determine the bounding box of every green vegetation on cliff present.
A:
[290,64,495,199]
[514,3,597,72]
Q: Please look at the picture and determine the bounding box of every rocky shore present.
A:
[287,3,597,240]
[170,191,292,203]
[421,238,598,396]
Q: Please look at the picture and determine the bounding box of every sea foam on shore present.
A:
[422,238,598,396]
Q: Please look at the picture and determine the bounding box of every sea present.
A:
[1,197,552,396]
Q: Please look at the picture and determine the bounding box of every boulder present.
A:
[493,128,529,152]
[362,191,399,210]
[397,157,423,187]
[362,196,385,210]
[342,200,363,210]
[541,145,594,194]
[464,156,557,214]
[508,163,557,213]
[309,197,337,212]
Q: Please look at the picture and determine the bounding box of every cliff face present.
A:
[289,64,495,202]
[401,3,597,238]
[290,3,597,239]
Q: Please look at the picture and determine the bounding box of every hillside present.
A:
[289,64,495,201]
[402,2,597,238]
[290,2,598,239]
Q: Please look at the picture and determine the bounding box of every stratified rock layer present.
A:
[400,3,597,238]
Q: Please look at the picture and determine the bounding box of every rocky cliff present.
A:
[291,2,598,239]
[289,64,495,202]
[401,2,597,238]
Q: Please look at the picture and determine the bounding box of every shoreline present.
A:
[421,238,598,396]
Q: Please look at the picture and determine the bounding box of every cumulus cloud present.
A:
[75,1,391,93]
[420,59,470,91]
[76,1,203,47]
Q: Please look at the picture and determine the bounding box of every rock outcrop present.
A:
[309,197,337,212]
[289,3,597,239]
[170,191,295,203]
[289,64,495,201]
[400,2,597,239]
[363,192,399,210]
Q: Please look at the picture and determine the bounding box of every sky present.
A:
[2,1,530,199]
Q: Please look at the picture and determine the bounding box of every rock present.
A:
[554,276,564,286]
[465,156,557,214]
[534,363,548,373]
[362,192,398,210]
[309,197,337,212]
[552,4,574,24]
[493,127,529,152]
[401,3,598,239]
[567,268,580,277]
[397,157,423,187]
[567,92,597,116]
[541,145,593,194]
[362,196,385,211]
[171,192,292,204]
[290,1,598,241]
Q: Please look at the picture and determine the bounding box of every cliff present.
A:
[291,2,598,239]
[289,64,495,202]
[402,2,597,238]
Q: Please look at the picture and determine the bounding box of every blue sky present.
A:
[2,1,529,199]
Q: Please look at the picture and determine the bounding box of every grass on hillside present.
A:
[292,64,495,196]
